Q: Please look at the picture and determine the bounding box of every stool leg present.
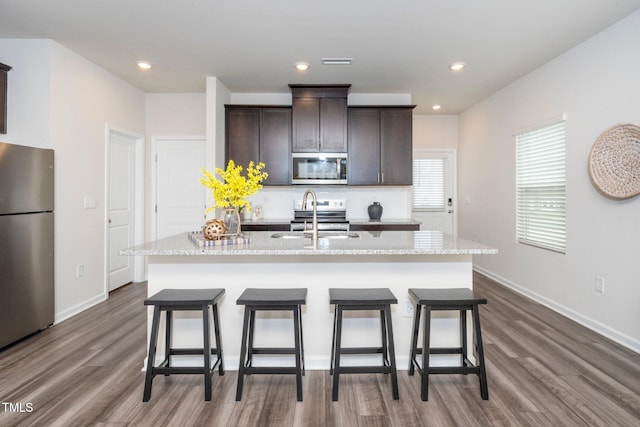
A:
[472,305,489,400]
[297,304,305,375]
[202,305,212,401]
[165,310,172,373]
[460,309,468,370]
[143,306,162,402]
[293,306,303,401]
[332,305,344,401]
[380,309,389,369]
[384,304,399,400]
[236,307,251,401]
[247,308,256,368]
[212,302,224,375]
[408,302,421,374]
[330,304,338,375]
[421,305,432,401]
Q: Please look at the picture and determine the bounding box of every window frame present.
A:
[515,116,567,253]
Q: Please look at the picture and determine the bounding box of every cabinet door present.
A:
[226,107,260,167]
[380,108,413,185]
[261,108,291,185]
[348,108,380,185]
[320,97,347,152]
[292,97,319,152]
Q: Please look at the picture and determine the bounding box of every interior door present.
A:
[412,150,456,235]
[155,138,207,239]
[108,132,136,291]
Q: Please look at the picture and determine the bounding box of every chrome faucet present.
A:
[302,189,318,242]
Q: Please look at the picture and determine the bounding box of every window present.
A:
[413,154,446,211]
[515,118,566,253]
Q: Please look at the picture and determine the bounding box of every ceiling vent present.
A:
[321,58,353,65]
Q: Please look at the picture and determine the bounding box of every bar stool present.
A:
[143,288,225,402]
[236,288,307,402]
[408,288,488,401]
[329,288,399,401]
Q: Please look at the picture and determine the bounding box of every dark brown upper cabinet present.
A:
[225,105,291,186]
[348,106,415,186]
[290,84,350,153]
[0,63,11,134]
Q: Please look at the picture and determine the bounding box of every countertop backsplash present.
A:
[247,186,413,220]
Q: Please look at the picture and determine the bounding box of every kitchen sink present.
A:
[271,232,359,240]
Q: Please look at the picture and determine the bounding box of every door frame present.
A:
[104,124,145,295]
[151,136,207,241]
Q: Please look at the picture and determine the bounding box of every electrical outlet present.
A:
[77,264,85,278]
[404,299,414,317]
[595,276,605,293]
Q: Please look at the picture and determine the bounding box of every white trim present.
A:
[104,124,146,292]
[474,265,640,354]
[55,292,107,324]
[512,113,567,136]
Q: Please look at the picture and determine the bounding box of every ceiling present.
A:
[1,0,639,114]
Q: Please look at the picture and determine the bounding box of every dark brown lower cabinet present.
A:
[350,223,420,232]
[241,223,290,232]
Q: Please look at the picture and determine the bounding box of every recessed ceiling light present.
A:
[137,61,152,70]
[432,104,442,111]
[295,62,310,71]
[449,62,465,71]
[321,58,353,65]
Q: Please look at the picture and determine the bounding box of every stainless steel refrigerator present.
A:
[0,142,54,349]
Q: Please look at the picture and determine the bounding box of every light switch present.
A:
[84,196,97,209]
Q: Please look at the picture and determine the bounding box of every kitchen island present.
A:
[122,230,497,370]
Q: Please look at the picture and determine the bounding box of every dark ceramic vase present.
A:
[368,202,383,220]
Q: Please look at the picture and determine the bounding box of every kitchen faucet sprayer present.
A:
[302,189,318,242]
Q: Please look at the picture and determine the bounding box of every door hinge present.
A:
[155,204,157,213]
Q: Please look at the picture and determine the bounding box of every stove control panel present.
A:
[294,199,346,212]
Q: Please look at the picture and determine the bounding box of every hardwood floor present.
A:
[1,273,638,426]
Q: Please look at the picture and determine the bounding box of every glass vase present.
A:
[222,207,242,236]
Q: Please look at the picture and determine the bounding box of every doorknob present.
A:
[108,219,112,223]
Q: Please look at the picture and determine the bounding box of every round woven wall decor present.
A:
[588,123,640,199]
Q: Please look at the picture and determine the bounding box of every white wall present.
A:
[413,115,458,150]
[458,11,640,351]
[1,39,146,322]
[145,93,206,237]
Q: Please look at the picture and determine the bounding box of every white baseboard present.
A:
[473,266,640,354]
[54,292,107,324]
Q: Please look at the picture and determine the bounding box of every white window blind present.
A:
[413,157,446,211]
[515,119,566,253]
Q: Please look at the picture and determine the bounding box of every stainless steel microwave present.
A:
[292,153,347,185]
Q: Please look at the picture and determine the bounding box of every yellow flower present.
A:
[199,160,268,213]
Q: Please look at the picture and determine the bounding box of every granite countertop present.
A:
[121,230,497,257]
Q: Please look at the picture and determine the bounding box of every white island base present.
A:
[147,253,476,370]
